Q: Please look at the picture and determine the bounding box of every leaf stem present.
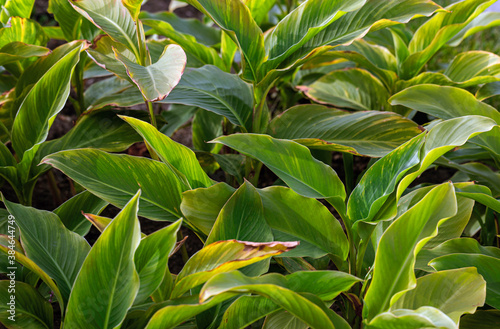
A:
[343,153,354,196]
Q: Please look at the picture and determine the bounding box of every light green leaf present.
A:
[48,0,99,41]
[218,296,281,329]
[192,109,223,153]
[260,0,366,78]
[213,134,346,205]
[160,65,254,130]
[269,105,421,157]
[134,219,181,303]
[185,0,264,81]
[171,240,298,299]
[122,0,142,20]
[0,17,48,50]
[391,268,485,323]
[347,133,425,223]
[0,245,64,312]
[0,42,50,66]
[2,197,91,304]
[477,81,500,101]
[206,181,272,245]
[431,253,500,310]
[444,51,500,83]
[244,0,277,25]
[180,182,236,236]
[460,310,500,329]
[42,149,188,221]
[263,311,308,329]
[64,191,142,329]
[53,191,108,236]
[364,183,458,321]
[448,11,500,46]
[86,35,134,82]
[115,44,186,102]
[11,41,87,180]
[120,116,213,189]
[201,271,337,329]
[400,0,495,78]
[0,281,53,329]
[70,0,140,59]
[300,68,390,111]
[365,307,457,329]
[259,186,348,261]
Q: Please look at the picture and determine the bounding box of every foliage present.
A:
[0,0,499,328]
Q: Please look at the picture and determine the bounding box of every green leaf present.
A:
[218,296,281,329]
[115,44,186,102]
[64,191,142,329]
[431,253,500,310]
[260,0,366,78]
[206,181,272,244]
[86,35,134,82]
[477,81,500,101]
[180,182,236,236]
[122,0,142,20]
[160,104,198,137]
[11,41,87,180]
[0,245,64,312]
[192,109,223,152]
[390,268,485,323]
[263,311,307,329]
[200,271,337,329]
[70,0,140,59]
[0,0,34,23]
[269,105,421,157]
[347,133,425,223]
[213,134,346,205]
[0,42,50,66]
[0,17,48,50]
[53,191,108,236]
[2,197,91,304]
[444,51,500,84]
[365,307,456,329]
[259,186,348,261]
[142,19,225,70]
[36,110,142,160]
[120,116,213,189]
[0,281,53,329]
[144,294,238,329]
[134,219,181,303]
[160,65,254,130]
[244,0,277,25]
[460,310,500,329]
[364,183,458,321]
[400,0,495,78]
[185,0,264,81]
[300,68,390,111]
[448,11,500,46]
[171,240,298,299]
[42,149,188,221]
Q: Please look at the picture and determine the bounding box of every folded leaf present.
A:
[365,307,457,329]
[0,42,50,66]
[65,191,142,329]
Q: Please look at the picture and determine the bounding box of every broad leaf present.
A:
[64,191,142,329]
[181,183,236,236]
[11,41,87,180]
[3,197,91,303]
[185,0,264,81]
[0,281,53,329]
[269,105,421,157]
[214,134,346,206]
[0,17,48,49]
[160,65,254,130]
[431,253,500,309]
[42,149,188,221]
[0,42,50,67]
[300,68,389,111]
[115,44,186,102]
[70,0,140,58]
[364,183,457,321]
[134,219,181,303]
[53,191,108,236]
[365,307,456,329]
[218,296,280,329]
[120,116,213,189]
[391,268,486,323]
[0,0,34,23]
[171,240,298,298]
